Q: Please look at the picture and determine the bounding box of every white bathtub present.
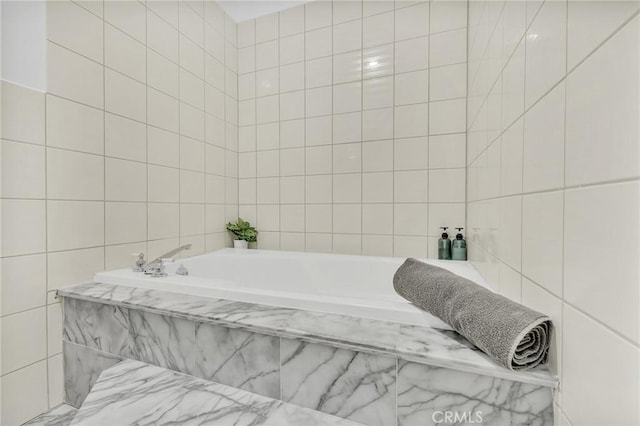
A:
[94,249,490,329]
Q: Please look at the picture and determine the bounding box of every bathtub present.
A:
[94,249,490,329]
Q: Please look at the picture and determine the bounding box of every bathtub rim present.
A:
[93,248,490,329]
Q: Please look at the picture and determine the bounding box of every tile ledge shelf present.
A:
[58,282,559,389]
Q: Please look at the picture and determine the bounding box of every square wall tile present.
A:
[395,70,429,106]
[2,199,46,257]
[428,169,465,202]
[1,254,46,316]
[1,307,47,374]
[429,98,466,135]
[565,16,639,186]
[305,1,332,31]
[1,360,48,426]
[47,42,104,109]
[147,9,179,62]
[523,83,565,192]
[430,28,466,67]
[105,113,146,162]
[104,0,146,43]
[280,5,304,37]
[47,148,104,201]
[47,201,104,252]
[1,81,45,144]
[429,63,466,101]
[395,137,428,171]
[362,172,393,203]
[562,305,639,425]
[395,37,429,74]
[564,182,639,343]
[105,202,147,245]
[522,191,563,297]
[525,0,567,108]
[105,23,146,83]
[430,0,468,34]
[105,68,146,122]
[394,204,428,236]
[395,2,429,41]
[1,139,45,198]
[48,354,64,407]
[47,247,104,291]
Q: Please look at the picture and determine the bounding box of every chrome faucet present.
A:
[141,244,192,277]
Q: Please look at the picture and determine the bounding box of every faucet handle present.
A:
[150,261,167,277]
[132,253,146,272]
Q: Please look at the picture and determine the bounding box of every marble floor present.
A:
[23,404,78,426]
[70,359,362,426]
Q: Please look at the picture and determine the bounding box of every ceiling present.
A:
[217,0,311,22]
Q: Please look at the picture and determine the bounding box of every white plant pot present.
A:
[234,240,249,249]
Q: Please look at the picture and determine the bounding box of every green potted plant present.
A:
[226,218,258,249]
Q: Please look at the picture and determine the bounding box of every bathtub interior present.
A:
[94,249,490,328]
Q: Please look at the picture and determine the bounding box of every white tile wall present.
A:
[237,0,468,256]
[4,2,637,425]
[467,2,639,424]
[1,1,238,423]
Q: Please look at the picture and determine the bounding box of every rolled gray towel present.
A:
[393,258,552,371]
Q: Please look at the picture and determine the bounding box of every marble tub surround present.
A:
[59,282,558,388]
[63,342,122,408]
[23,404,78,426]
[195,322,281,398]
[70,359,362,426]
[62,286,555,425]
[397,362,553,426]
[281,340,397,426]
[129,309,196,375]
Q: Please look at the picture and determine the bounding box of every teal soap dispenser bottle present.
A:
[452,227,467,261]
[438,227,452,260]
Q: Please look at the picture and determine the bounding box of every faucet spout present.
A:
[149,244,192,265]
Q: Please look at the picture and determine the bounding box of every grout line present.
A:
[463,0,470,254]
[559,0,569,390]
[145,0,149,260]
[360,0,364,255]
[425,0,431,258]
[44,60,51,408]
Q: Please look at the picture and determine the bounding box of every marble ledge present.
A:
[23,404,78,426]
[58,282,559,389]
[71,359,362,426]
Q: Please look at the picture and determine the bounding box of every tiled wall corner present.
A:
[237,0,469,258]
[1,1,239,423]
[466,1,640,424]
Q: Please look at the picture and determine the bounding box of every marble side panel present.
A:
[23,403,78,426]
[128,309,195,375]
[397,361,554,426]
[281,339,396,426]
[63,342,122,408]
[59,283,559,388]
[194,322,280,398]
[63,298,129,356]
[71,359,362,426]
